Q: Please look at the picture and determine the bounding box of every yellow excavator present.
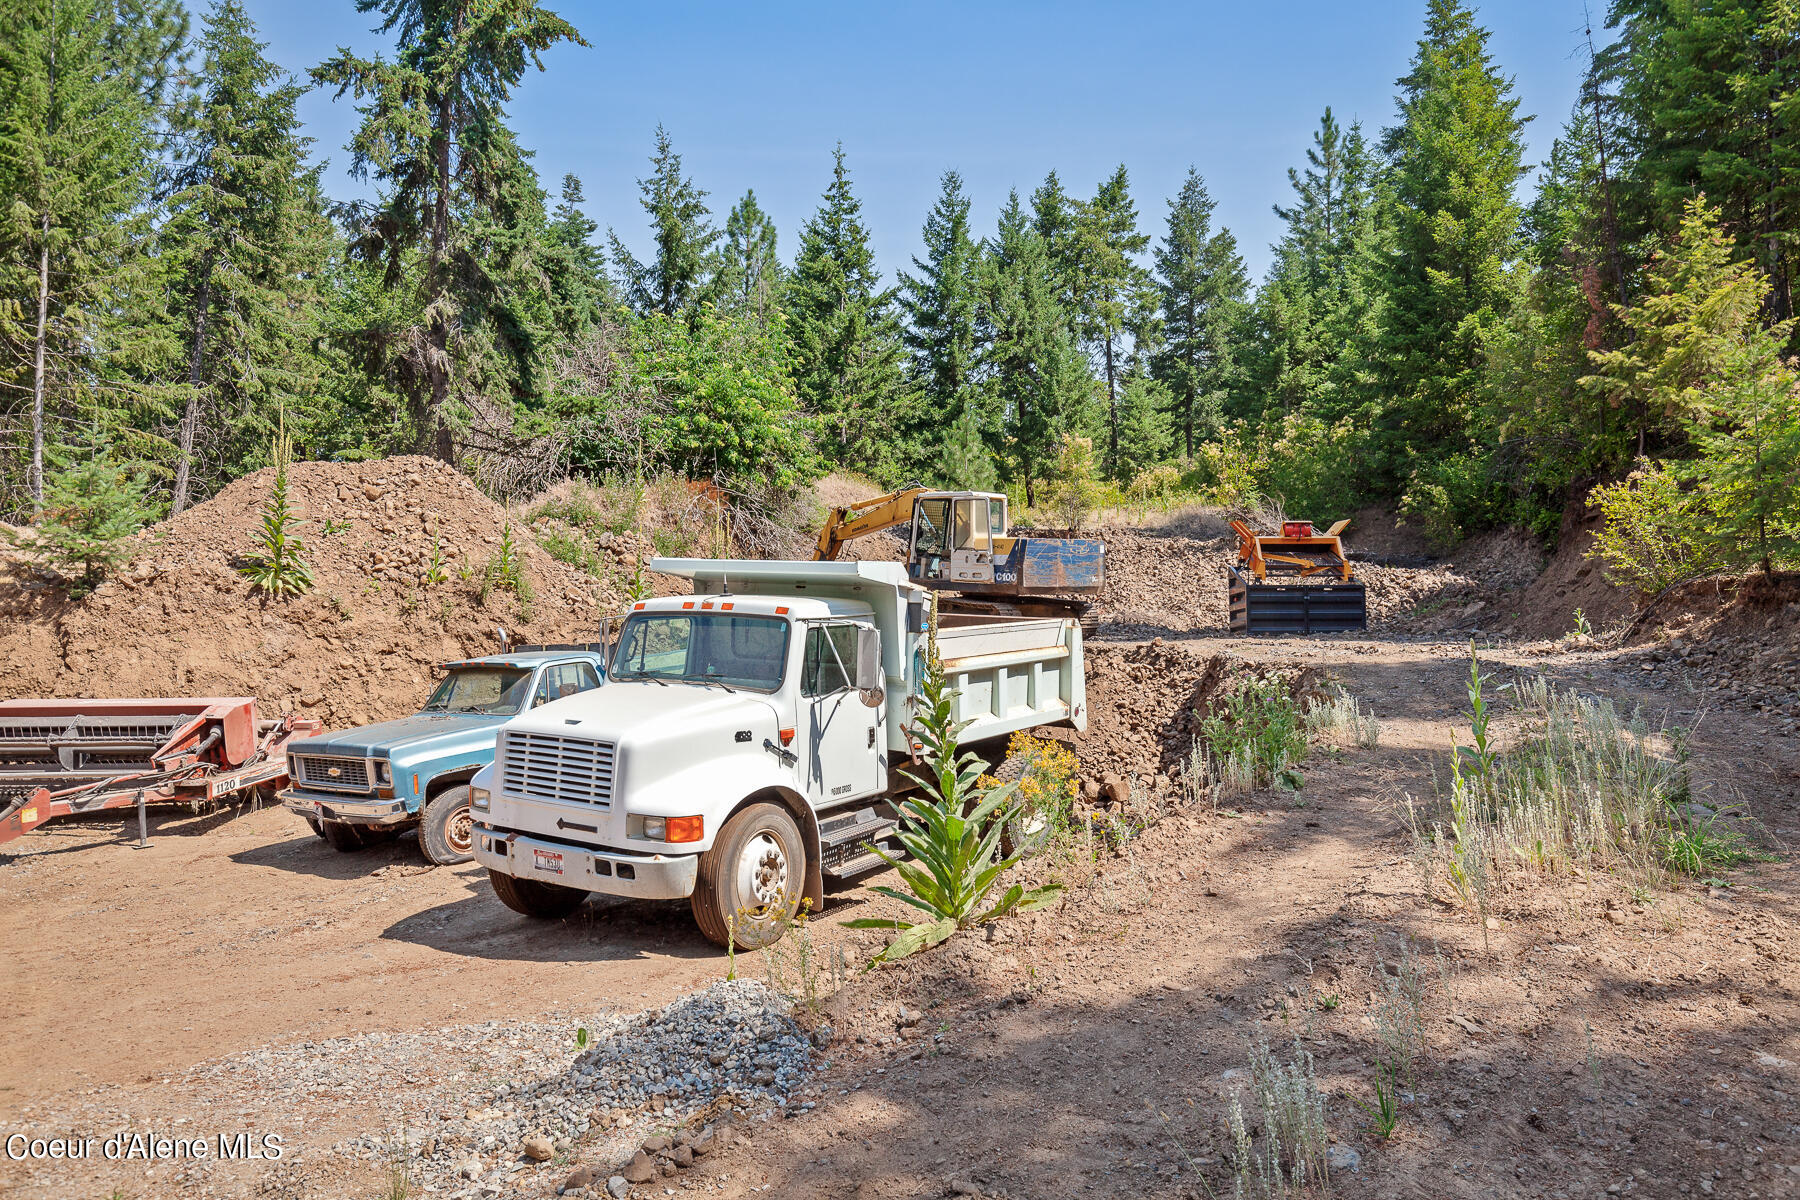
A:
[814,488,1105,625]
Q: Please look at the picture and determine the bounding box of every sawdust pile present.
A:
[0,457,646,727]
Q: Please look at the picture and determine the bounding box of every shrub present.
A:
[1229,1035,1330,1197]
[842,641,1062,963]
[239,430,314,598]
[1400,449,1502,548]
[1587,460,1722,593]
[13,442,155,595]
[1001,730,1082,846]
[1199,675,1308,794]
[1045,434,1101,530]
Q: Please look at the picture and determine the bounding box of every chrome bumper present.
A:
[280,788,412,827]
[472,822,698,900]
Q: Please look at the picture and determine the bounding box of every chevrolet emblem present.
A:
[327,767,342,778]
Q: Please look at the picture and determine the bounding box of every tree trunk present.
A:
[29,229,50,511]
[425,95,454,462]
[171,262,213,516]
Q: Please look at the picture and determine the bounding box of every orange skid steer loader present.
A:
[1228,519,1367,634]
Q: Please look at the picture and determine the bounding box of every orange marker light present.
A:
[779,728,795,746]
[633,602,645,611]
[721,602,734,610]
[774,606,789,615]
[682,601,694,609]
[665,815,704,843]
[411,773,420,793]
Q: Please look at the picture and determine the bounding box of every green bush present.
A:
[1399,449,1502,548]
[1588,461,1722,593]
[239,432,314,598]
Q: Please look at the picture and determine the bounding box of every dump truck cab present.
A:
[278,646,607,864]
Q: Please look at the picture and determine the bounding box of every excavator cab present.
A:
[909,492,1008,585]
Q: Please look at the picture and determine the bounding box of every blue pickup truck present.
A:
[279,645,608,864]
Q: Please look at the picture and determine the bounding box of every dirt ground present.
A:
[3,489,1798,1200]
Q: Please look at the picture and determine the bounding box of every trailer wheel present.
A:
[488,869,588,919]
[691,802,804,950]
[418,785,475,865]
[318,819,370,852]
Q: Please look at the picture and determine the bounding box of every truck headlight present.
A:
[470,785,490,812]
[373,760,391,785]
[628,814,702,843]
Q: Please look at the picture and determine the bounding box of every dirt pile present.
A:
[1065,640,1325,786]
[0,457,640,727]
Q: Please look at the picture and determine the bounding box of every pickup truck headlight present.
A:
[373,760,392,786]
[470,785,490,812]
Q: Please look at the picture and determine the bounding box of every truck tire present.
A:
[691,802,804,950]
[318,819,370,852]
[488,868,588,919]
[418,785,475,865]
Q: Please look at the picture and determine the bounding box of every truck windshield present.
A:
[423,667,533,714]
[612,613,789,692]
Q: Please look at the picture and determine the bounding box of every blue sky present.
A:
[254,0,1605,286]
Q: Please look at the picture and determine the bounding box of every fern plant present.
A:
[843,643,1062,964]
[239,429,313,598]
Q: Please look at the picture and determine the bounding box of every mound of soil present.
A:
[1064,640,1325,787]
[0,457,642,727]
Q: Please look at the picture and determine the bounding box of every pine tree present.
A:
[313,0,586,459]
[1112,371,1172,482]
[1605,0,1800,331]
[542,173,608,337]
[0,0,157,511]
[716,189,781,320]
[1067,165,1154,477]
[1373,0,1529,465]
[1152,168,1249,457]
[980,191,1091,501]
[162,0,331,514]
[608,125,717,317]
[786,144,906,475]
[900,169,984,430]
[1030,169,1080,309]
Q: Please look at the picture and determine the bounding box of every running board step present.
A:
[819,804,898,877]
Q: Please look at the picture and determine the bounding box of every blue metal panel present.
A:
[1016,537,1105,590]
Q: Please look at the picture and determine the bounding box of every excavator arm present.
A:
[813,487,929,560]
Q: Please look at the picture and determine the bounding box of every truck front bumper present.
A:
[280,788,412,827]
[472,822,698,901]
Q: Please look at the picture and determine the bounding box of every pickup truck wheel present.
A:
[488,869,588,919]
[692,802,803,950]
[418,786,475,865]
[318,819,370,852]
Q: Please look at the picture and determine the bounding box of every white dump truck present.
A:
[468,558,1086,947]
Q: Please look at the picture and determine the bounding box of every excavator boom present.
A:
[813,488,929,561]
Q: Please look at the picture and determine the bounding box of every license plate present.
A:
[532,848,565,875]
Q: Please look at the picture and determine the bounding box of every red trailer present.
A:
[0,697,321,846]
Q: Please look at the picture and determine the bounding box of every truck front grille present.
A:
[501,732,615,808]
[294,754,371,792]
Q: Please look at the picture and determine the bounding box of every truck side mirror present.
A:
[855,627,883,707]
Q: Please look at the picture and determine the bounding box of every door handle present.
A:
[867,727,876,748]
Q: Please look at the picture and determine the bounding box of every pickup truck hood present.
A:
[291,711,502,760]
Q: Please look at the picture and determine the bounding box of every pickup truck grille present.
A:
[294,754,371,792]
[501,732,615,808]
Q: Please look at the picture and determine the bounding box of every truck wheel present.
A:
[691,802,804,950]
[418,785,475,865]
[318,819,370,852]
[488,868,588,919]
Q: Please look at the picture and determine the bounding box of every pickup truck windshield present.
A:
[423,667,532,714]
[612,613,789,692]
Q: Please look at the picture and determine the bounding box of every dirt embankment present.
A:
[0,457,645,726]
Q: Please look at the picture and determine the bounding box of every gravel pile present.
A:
[148,979,814,1200]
